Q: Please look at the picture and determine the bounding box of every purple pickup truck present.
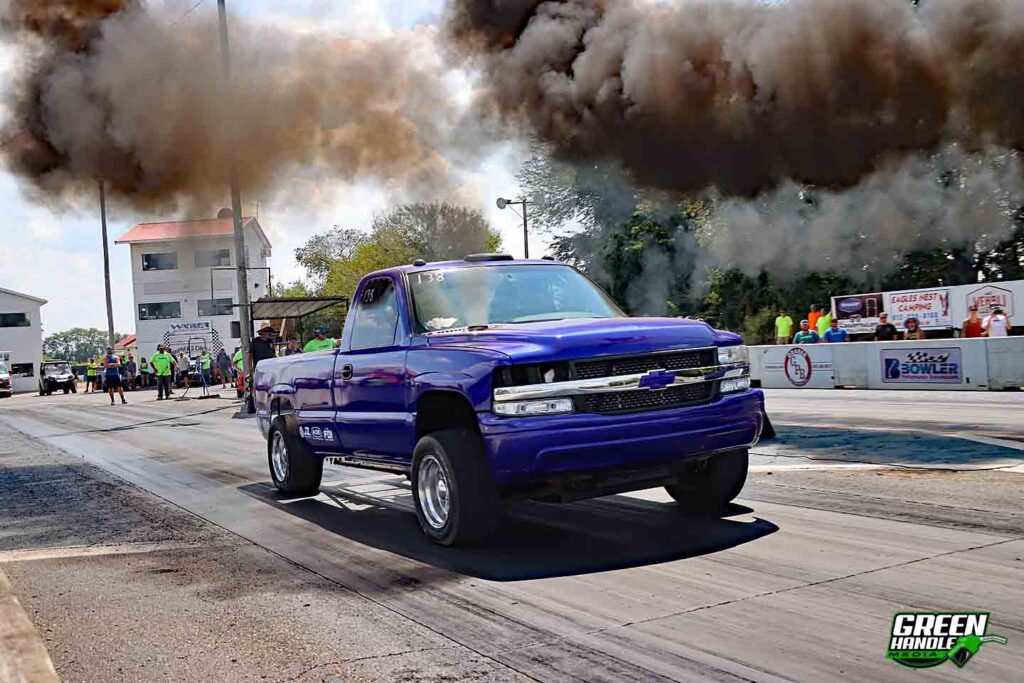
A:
[254,254,763,545]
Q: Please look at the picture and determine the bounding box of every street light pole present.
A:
[496,197,530,258]
[98,179,115,347]
[521,199,529,259]
[217,0,253,394]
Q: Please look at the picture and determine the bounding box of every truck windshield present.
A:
[0,362,7,374]
[409,264,624,333]
[45,364,71,375]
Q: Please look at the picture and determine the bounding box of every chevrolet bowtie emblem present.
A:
[637,369,677,391]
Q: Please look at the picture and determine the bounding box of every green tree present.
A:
[306,202,501,302]
[43,328,128,363]
[293,227,366,287]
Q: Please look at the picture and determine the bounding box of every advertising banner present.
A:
[884,288,952,329]
[832,292,885,334]
[881,347,963,384]
[169,321,213,335]
[964,284,1014,318]
[761,345,834,389]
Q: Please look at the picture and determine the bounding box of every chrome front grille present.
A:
[575,382,715,414]
[574,348,717,380]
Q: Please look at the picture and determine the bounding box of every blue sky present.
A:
[0,0,537,336]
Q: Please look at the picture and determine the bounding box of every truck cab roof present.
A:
[367,256,565,281]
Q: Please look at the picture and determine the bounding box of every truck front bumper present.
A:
[479,389,764,487]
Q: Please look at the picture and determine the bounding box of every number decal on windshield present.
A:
[415,271,446,285]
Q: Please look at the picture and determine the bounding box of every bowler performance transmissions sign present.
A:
[881,348,963,384]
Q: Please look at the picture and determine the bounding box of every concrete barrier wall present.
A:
[751,337,1024,390]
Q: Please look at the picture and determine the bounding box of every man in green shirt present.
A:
[303,327,337,353]
[149,345,177,400]
[774,309,794,345]
[85,362,97,393]
[200,350,213,389]
[815,307,833,337]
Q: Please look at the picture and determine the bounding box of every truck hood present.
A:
[424,317,740,363]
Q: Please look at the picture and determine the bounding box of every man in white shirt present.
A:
[983,306,1012,337]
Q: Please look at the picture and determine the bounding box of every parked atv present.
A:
[39,361,78,396]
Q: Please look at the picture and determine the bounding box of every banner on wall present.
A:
[884,288,952,329]
[169,321,213,335]
[965,284,1014,318]
[761,345,834,389]
[832,292,885,334]
[880,347,963,384]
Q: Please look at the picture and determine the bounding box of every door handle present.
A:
[340,364,354,381]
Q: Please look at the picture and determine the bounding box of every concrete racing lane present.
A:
[1,388,1021,681]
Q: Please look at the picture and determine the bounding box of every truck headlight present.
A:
[494,398,574,417]
[720,377,751,394]
[717,344,749,366]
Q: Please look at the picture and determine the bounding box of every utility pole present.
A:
[521,200,529,259]
[217,0,253,395]
[496,197,530,258]
[98,179,115,347]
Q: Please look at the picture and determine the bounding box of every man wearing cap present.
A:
[983,306,1012,338]
[304,327,337,353]
[792,320,820,345]
[150,345,177,400]
[249,324,278,371]
[103,346,128,405]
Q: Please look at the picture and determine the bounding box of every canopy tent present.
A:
[248,296,348,320]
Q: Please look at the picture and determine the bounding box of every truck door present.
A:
[333,275,412,464]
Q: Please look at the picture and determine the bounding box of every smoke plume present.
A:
[1,1,462,211]
[448,0,1024,195]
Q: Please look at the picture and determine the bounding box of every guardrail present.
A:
[750,337,1024,390]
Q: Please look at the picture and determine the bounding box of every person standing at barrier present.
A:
[822,318,849,343]
[774,309,794,345]
[200,349,213,389]
[793,320,819,344]
[249,325,278,370]
[85,361,97,393]
[216,349,233,388]
[125,355,137,391]
[807,305,821,332]
[816,307,832,338]
[284,339,304,356]
[904,317,926,340]
[983,306,1012,338]
[150,345,176,400]
[103,346,127,405]
[962,306,985,338]
[874,313,898,341]
[303,327,336,353]
[138,356,150,388]
[177,351,191,390]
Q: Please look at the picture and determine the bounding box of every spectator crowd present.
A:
[773,304,1012,345]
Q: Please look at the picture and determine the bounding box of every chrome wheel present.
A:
[271,431,289,483]
[417,454,451,530]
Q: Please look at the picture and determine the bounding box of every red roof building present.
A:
[114,215,273,362]
[114,334,137,351]
[115,216,270,248]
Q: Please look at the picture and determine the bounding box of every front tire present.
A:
[267,415,323,495]
[666,448,748,512]
[412,429,498,546]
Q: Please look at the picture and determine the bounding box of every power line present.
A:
[170,0,207,27]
